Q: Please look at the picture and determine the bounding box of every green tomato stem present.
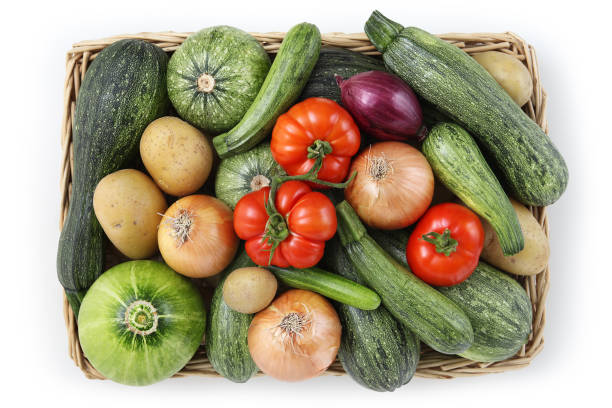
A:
[421,228,458,256]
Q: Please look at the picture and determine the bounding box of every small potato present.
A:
[481,199,550,276]
[223,267,277,314]
[140,116,213,196]
[93,169,168,259]
[472,51,533,106]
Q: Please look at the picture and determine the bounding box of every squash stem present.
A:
[364,10,403,53]
[336,200,367,245]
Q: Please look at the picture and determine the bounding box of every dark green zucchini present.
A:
[324,238,419,392]
[167,26,271,135]
[336,200,473,355]
[57,40,169,315]
[367,228,411,266]
[267,265,380,310]
[299,46,386,103]
[438,262,533,362]
[213,23,320,158]
[365,11,568,206]
[214,142,285,209]
[205,249,259,382]
[423,123,524,255]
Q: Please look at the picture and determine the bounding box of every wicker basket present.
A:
[60,30,550,381]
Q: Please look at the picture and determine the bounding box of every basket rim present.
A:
[59,29,550,382]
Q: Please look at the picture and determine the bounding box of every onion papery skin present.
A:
[158,195,238,278]
[344,142,434,230]
[248,289,341,382]
[337,71,424,142]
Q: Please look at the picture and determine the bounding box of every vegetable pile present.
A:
[57,10,567,389]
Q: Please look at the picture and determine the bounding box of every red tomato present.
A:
[406,203,484,286]
[271,98,361,185]
[234,180,337,268]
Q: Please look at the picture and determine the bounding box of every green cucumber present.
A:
[167,26,271,135]
[214,143,285,209]
[267,265,380,310]
[365,11,568,206]
[299,46,386,103]
[336,200,473,355]
[423,123,524,255]
[57,40,169,315]
[205,249,259,382]
[213,23,320,158]
[438,262,533,362]
[78,261,205,386]
[324,238,419,392]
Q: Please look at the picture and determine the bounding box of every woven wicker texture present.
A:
[60,30,550,381]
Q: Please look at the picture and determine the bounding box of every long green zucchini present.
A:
[205,249,259,382]
[438,262,533,362]
[267,265,380,310]
[57,40,169,315]
[323,238,419,392]
[213,23,320,158]
[423,123,524,255]
[336,200,473,355]
[365,11,568,206]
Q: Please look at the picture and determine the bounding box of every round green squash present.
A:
[78,261,206,386]
[214,142,285,209]
[167,26,271,134]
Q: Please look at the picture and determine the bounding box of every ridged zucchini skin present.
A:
[336,201,473,355]
[365,11,568,206]
[267,265,381,310]
[213,23,320,158]
[57,40,169,315]
[299,46,386,103]
[323,238,419,392]
[423,123,524,255]
[167,26,271,134]
[214,143,285,209]
[205,249,259,382]
[438,262,533,362]
[367,228,411,266]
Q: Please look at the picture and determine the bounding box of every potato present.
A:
[472,51,533,106]
[480,199,549,276]
[140,116,213,196]
[93,169,167,259]
[223,267,278,314]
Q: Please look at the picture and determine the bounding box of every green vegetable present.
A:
[438,262,533,362]
[299,46,386,103]
[214,143,285,209]
[267,265,381,310]
[206,249,259,382]
[167,26,270,134]
[324,238,419,392]
[57,40,169,315]
[213,23,321,158]
[78,261,205,386]
[365,11,568,206]
[367,228,411,266]
[422,123,524,255]
[336,200,473,355]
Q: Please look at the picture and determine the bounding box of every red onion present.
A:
[336,71,426,142]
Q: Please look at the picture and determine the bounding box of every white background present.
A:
[1,0,609,406]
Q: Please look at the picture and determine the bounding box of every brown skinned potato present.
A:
[472,51,533,106]
[223,267,278,314]
[93,169,167,259]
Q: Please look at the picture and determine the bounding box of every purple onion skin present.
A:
[337,71,425,142]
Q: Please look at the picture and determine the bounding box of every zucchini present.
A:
[205,249,259,382]
[423,123,524,255]
[336,200,473,355]
[365,11,568,206]
[367,228,411,266]
[324,238,419,392]
[299,46,386,103]
[213,23,320,158]
[167,26,271,134]
[438,262,533,362]
[267,265,380,310]
[57,40,169,315]
[214,142,285,209]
